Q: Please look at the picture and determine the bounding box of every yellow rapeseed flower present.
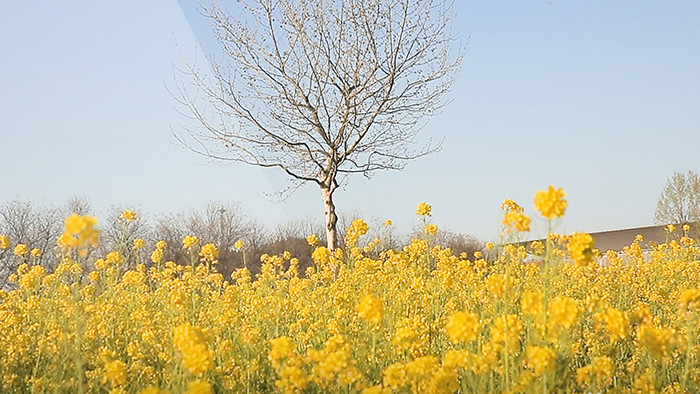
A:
[306,234,319,246]
[199,243,219,262]
[104,360,127,387]
[182,235,199,249]
[524,346,556,375]
[521,290,544,316]
[173,323,214,376]
[0,234,9,249]
[268,336,295,369]
[491,314,522,345]
[62,213,99,247]
[500,198,524,213]
[548,296,580,329]
[679,288,700,309]
[416,202,432,217]
[13,244,29,256]
[234,240,244,250]
[567,232,595,266]
[445,311,480,343]
[133,238,144,250]
[595,307,628,342]
[534,185,567,219]
[312,246,331,264]
[357,294,384,325]
[150,248,164,264]
[105,251,124,266]
[502,211,531,232]
[121,210,137,222]
[30,248,41,258]
[185,379,213,394]
[425,223,438,235]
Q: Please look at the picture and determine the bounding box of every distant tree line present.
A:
[0,198,483,288]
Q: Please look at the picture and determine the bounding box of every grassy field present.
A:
[1,186,699,393]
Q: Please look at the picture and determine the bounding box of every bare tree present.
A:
[152,202,263,276]
[65,195,92,216]
[174,0,462,249]
[655,170,700,227]
[0,200,64,286]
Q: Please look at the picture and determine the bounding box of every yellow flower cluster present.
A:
[1,188,700,392]
[534,185,567,219]
[502,211,531,233]
[356,294,384,325]
[198,243,219,263]
[13,243,28,256]
[121,210,137,222]
[0,234,9,249]
[306,234,319,246]
[58,213,99,249]
[345,218,368,247]
[567,231,595,266]
[172,323,214,376]
[181,235,199,249]
[445,311,480,343]
[416,202,432,216]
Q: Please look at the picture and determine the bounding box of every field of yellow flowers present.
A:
[1,186,700,393]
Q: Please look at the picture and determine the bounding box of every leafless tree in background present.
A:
[174,0,462,249]
[0,201,63,287]
[409,224,482,257]
[98,206,151,267]
[152,202,263,276]
[655,170,700,238]
[65,195,92,216]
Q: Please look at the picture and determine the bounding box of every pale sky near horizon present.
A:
[2,1,699,242]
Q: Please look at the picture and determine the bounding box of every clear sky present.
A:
[2,1,699,242]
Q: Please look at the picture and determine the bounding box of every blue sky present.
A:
[1,1,699,241]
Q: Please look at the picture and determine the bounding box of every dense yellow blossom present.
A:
[121,210,137,222]
[548,296,580,330]
[306,234,319,246]
[150,248,164,264]
[181,235,199,249]
[199,243,219,263]
[0,234,9,249]
[185,379,213,394]
[425,223,438,235]
[1,188,700,392]
[104,360,127,387]
[133,238,145,249]
[534,185,567,219]
[524,345,556,375]
[346,219,369,247]
[173,323,214,376]
[500,198,524,213]
[679,288,700,309]
[61,213,99,248]
[13,243,28,256]
[357,294,384,325]
[445,311,480,343]
[416,202,432,216]
[502,211,530,232]
[567,231,595,266]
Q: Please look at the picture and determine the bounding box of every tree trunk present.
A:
[321,186,338,250]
